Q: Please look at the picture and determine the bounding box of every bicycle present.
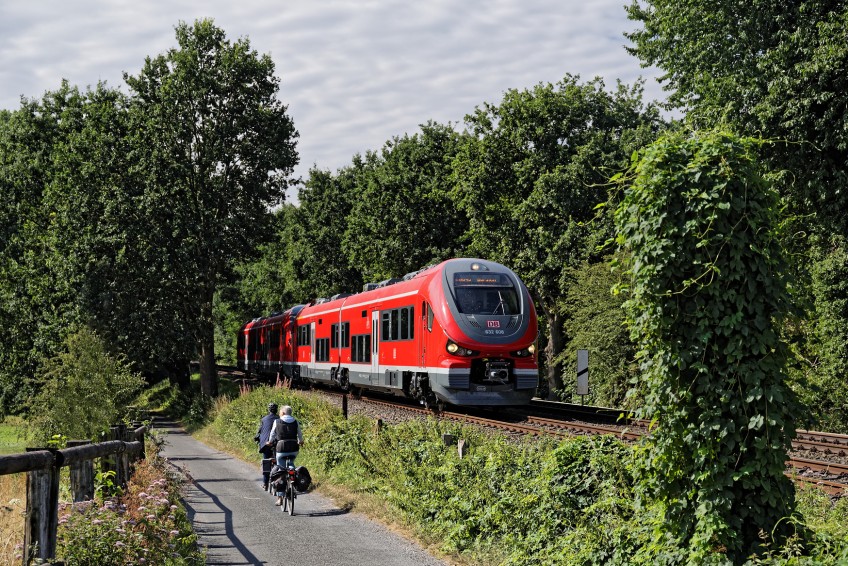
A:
[281,464,297,515]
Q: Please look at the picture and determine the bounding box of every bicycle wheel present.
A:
[287,482,295,516]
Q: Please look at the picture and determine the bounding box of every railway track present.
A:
[794,430,848,456]
[320,390,848,497]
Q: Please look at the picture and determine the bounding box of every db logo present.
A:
[486,320,500,328]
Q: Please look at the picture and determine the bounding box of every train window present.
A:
[400,307,410,340]
[390,310,399,340]
[352,334,371,362]
[297,326,311,347]
[381,312,390,341]
[315,338,330,362]
[427,303,434,332]
[331,322,350,348]
[454,286,520,315]
[379,306,415,341]
[248,328,259,359]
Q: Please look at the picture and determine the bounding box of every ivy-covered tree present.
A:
[452,75,662,397]
[626,0,848,431]
[615,130,800,561]
[124,19,299,396]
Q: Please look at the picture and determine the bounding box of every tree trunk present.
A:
[544,311,564,400]
[199,293,218,398]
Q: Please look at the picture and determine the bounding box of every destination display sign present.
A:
[453,272,513,287]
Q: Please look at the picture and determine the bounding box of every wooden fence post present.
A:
[342,394,348,419]
[23,448,60,565]
[132,424,146,462]
[66,440,94,502]
[100,426,120,484]
[114,424,128,487]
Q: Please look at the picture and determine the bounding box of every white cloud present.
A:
[0,0,666,183]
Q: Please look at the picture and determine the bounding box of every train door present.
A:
[309,322,316,374]
[371,310,380,383]
[419,301,429,367]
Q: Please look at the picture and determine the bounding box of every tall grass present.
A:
[0,416,27,455]
[0,473,25,564]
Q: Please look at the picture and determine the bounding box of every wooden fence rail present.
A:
[0,423,148,565]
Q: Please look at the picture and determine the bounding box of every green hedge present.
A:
[204,387,848,565]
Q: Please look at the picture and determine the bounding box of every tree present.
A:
[452,75,662,397]
[557,257,637,408]
[343,122,469,281]
[124,19,299,396]
[293,164,367,299]
[0,87,81,414]
[625,0,848,232]
[615,131,800,560]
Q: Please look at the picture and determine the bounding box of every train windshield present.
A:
[453,272,520,315]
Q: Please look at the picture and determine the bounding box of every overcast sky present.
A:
[0,0,667,184]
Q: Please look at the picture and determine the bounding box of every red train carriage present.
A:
[236,305,302,379]
[237,258,539,407]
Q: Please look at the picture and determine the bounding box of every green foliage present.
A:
[205,387,848,564]
[557,257,638,407]
[795,236,848,432]
[94,469,122,499]
[626,1,848,435]
[204,385,332,461]
[0,89,78,416]
[614,130,802,561]
[452,74,664,394]
[124,19,299,397]
[28,327,146,443]
[0,416,27,454]
[343,121,469,282]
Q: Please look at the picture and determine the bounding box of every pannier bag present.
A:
[269,464,285,482]
[294,466,312,492]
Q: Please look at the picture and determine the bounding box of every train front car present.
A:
[424,258,539,406]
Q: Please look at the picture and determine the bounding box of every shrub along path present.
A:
[158,418,447,566]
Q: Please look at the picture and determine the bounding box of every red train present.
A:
[237,258,539,407]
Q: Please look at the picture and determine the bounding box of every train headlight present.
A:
[511,348,532,357]
[446,340,477,357]
[528,344,536,355]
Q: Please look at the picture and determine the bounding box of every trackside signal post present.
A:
[576,349,589,405]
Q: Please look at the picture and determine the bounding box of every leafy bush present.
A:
[557,257,638,408]
[28,327,146,443]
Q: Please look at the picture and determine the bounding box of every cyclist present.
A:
[267,405,304,505]
[255,402,278,490]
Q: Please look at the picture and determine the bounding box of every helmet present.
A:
[268,402,279,413]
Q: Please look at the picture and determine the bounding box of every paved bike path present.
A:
[158,420,447,566]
